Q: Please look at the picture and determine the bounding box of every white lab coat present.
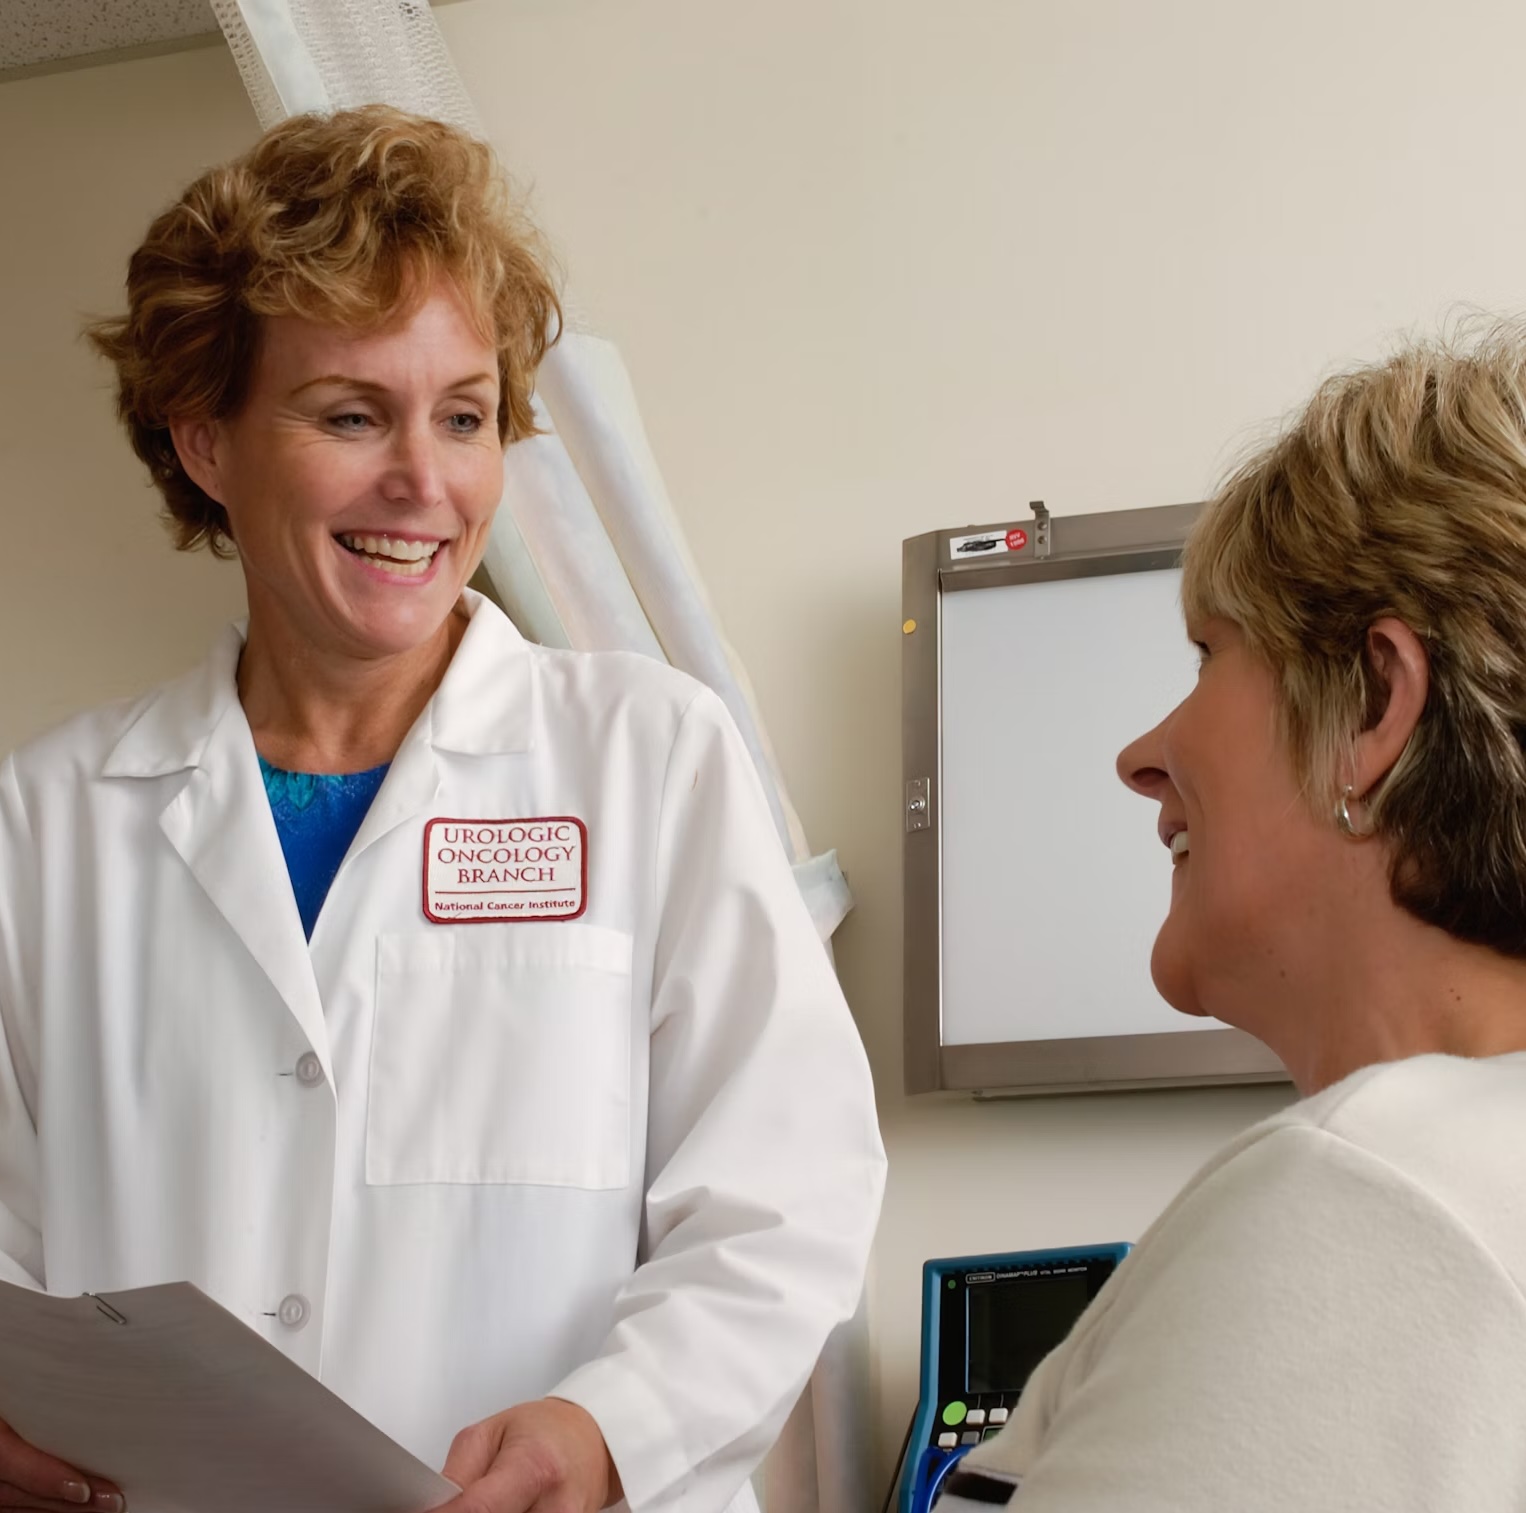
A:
[0,591,886,1513]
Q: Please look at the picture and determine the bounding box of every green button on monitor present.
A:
[941,1401,968,1427]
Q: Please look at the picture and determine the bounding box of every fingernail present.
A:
[92,1495,124,1513]
[61,1485,90,1506]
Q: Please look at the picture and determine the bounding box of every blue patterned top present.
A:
[259,756,390,939]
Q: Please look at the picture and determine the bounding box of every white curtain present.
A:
[205,3,866,1508]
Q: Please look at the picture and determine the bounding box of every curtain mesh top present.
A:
[208,0,481,134]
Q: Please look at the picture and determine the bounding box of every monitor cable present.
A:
[879,1407,917,1513]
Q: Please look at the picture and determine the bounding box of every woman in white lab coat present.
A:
[0,107,884,1513]
[939,327,1526,1512]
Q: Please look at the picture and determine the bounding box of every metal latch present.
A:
[1031,499,1052,559]
[905,777,932,833]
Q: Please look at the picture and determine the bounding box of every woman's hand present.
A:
[0,1419,124,1512]
[440,1399,620,1513]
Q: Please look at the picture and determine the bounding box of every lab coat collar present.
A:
[428,589,536,757]
[102,623,246,779]
[100,588,535,779]
[98,624,332,1074]
[96,591,538,1077]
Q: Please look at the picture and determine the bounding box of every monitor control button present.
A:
[937,1432,958,1450]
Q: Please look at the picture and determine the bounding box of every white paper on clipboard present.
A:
[0,1279,457,1513]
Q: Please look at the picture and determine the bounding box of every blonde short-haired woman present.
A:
[941,326,1526,1513]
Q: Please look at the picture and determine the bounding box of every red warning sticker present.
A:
[949,528,1032,560]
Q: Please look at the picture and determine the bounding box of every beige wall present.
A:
[8,0,1526,1500]
[0,45,251,755]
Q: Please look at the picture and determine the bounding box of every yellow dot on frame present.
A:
[902,619,917,635]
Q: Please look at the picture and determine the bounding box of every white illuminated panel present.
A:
[939,567,1215,1045]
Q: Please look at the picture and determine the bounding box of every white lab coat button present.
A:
[277,1293,310,1330]
[294,1053,324,1088]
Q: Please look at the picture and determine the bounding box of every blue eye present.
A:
[328,412,372,432]
[445,412,484,434]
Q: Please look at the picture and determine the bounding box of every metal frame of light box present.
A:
[901,500,1289,1097]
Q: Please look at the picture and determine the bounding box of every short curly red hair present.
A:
[89,105,561,556]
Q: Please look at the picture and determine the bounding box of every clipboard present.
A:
[0,1279,458,1513]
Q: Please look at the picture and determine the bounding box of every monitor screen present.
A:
[966,1270,1093,1395]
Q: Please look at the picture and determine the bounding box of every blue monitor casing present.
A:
[898,1243,1131,1513]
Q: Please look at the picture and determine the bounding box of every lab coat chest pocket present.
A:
[367,925,634,1189]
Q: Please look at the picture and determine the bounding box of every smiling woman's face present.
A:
[1115,617,1337,1028]
[180,279,504,668]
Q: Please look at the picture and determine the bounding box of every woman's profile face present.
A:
[191,279,504,666]
[1116,618,1335,1031]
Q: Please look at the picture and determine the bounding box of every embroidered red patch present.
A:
[422,817,587,923]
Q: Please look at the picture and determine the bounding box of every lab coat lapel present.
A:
[106,596,534,1062]
[342,708,442,863]
[345,593,535,862]
[158,728,331,1070]
[428,592,536,758]
[107,627,332,1072]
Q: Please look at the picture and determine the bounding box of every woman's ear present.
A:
[1352,617,1429,798]
[168,418,227,506]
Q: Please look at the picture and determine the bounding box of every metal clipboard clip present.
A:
[85,1293,128,1325]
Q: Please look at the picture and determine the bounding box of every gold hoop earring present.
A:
[1335,785,1373,839]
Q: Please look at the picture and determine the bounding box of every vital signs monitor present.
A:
[895,1243,1130,1512]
